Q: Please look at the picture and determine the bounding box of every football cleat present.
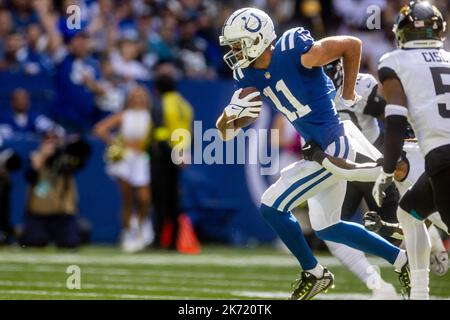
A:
[290,268,335,300]
[396,263,411,299]
[430,250,449,276]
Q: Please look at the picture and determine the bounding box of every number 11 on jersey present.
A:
[263,79,312,121]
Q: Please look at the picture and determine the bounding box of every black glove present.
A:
[363,211,382,232]
[302,140,322,161]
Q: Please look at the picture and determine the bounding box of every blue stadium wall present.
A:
[1,72,277,245]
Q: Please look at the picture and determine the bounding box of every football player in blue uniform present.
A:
[216,8,410,300]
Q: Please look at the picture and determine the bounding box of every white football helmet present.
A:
[219,8,276,70]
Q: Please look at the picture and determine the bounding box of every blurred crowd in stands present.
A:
[0,0,449,251]
[0,0,449,130]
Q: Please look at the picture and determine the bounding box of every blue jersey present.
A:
[0,111,63,137]
[233,27,344,149]
[53,53,100,132]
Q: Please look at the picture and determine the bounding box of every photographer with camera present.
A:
[19,133,90,248]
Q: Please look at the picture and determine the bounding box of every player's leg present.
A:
[324,240,398,299]
[364,210,448,276]
[427,167,450,278]
[260,159,326,274]
[260,155,341,299]
[308,180,407,270]
[429,166,450,229]
[262,136,379,299]
[260,136,352,271]
[340,181,364,221]
[260,204,334,300]
[397,172,435,300]
[329,176,397,298]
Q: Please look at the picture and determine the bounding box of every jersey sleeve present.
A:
[378,52,400,84]
[293,28,315,55]
[279,27,315,66]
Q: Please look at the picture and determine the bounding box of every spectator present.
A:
[0,8,13,57]
[93,85,153,253]
[110,37,151,81]
[19,133,85,248]
[332,0,394,74]
[86,0,118,55]
[95,59,128,114]
[178,15,215,79]
[150,73,193,250]
[196,6,224,75]
[0,88,65,139]
[10,0,39,31]
[34,0,105,133]
[19,23,53,75]
[115,0,140,40]
[147,15,180,66]
[0,31,24,72]
[252,0,295,30]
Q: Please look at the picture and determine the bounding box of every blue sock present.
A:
[315,221,399,264]
[260,204,317,270]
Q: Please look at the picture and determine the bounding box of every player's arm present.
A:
[302,140,380,181]
[381,77,408,173]
[372,75,409,206]
[303,140,408,182]
[301,36,362,101]
[303,142,381,181]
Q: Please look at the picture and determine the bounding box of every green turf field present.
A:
[0,245,448,300]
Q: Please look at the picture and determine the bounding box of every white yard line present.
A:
[0,264,296,282]
[0,252,389,268]
[0,289,208,300]
[0,280,277,294]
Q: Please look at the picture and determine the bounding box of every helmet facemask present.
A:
[220,35,262,70]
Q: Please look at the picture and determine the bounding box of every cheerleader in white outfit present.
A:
[94,85,153,252]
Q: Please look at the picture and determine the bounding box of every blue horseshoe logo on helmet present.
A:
[242,13,262,33]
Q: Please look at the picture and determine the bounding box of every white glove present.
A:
[372,171,394,207]
[338,94,362,110]
[224,88,262,121]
